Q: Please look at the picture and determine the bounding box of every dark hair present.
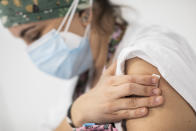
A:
[79,0,124,34]
[92,0,116,34]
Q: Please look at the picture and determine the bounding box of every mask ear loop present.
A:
[84,0,93,38]
[64,0,79,32]
[58,0,93,36]
[89,0,93,7]
[57,0,78,33]
[84,24,91,37]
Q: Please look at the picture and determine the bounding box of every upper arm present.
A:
[125,57,196,131]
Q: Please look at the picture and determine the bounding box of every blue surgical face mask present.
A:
[27,0,93,79]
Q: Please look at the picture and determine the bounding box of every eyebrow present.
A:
[20,25,36,37]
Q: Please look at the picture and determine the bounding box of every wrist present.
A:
[71,99,87,127]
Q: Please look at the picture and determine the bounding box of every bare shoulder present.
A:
[125,57,196,131]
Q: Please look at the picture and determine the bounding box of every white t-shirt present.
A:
[114,22,196,130]
[115,22,196,111]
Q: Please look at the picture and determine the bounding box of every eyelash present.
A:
[30,31,41,41]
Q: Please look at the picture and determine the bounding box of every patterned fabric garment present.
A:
[74,124,118,131]
[0,0,90,27]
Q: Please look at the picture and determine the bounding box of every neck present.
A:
[90,28,113,86]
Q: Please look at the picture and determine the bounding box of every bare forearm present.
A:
[55,118,72,131]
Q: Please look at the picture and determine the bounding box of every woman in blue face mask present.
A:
[1,0,164,130]
[2,0,196,131]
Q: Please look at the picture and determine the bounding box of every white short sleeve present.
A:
[116,24,196,111]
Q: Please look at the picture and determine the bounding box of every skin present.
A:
[8,14,85,45]
[8,10,164,130]
[7,3,195,131]
[71,62,163,127]
[8,7,112,86]
[125,58,196,131]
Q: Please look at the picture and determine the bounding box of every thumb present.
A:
[104,61,117,76]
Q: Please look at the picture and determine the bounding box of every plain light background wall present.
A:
[0,0,196,131]
[118,0,196,50]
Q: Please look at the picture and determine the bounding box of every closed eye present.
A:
[20,25,43,44]
[29,31,41,41]
[20,25,36,37]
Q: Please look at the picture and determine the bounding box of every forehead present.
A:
[8,19,53,37]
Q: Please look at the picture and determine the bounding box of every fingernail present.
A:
[140,108,147,114]
[152,74,160,84]
[152,88,160,95]
[155,96,163,104]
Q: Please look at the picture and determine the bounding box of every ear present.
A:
[80,8,93,27]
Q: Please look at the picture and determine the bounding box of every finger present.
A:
[109,75,137,86]
[111,107,148,121]
[103,61,117,76]
[113,83,161,98]
[123,74,160,85]
[110,74,160,86]
[112,96,164,111]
